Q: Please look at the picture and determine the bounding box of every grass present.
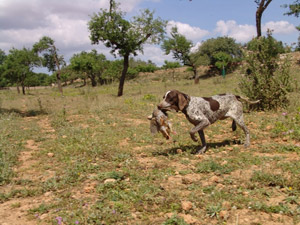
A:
[0,62,300,224]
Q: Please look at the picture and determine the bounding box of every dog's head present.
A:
[158,90,190,112]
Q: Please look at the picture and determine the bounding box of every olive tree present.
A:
[162,26,200,82]
[33,36,65,94]
[88,0,167,96]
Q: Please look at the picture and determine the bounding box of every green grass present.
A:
[0,63,300,224]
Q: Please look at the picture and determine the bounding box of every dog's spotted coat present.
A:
[158,90,252,154]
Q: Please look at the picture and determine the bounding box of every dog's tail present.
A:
[236,95,260,105]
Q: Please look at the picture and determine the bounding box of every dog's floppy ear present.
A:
[178,93,188,111]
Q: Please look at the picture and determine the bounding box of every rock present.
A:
[209,175,221,183]
[165,212,174,218]
[181,201,193,211]
[182,177,193,185]
[40,214,48,220]
[176,149,183,154]
[222,201,231,210]
[47,152,54,157]
[219,210,229,220]
[104,178,117,184]
[44,192,52,197]
[179,214,197,224]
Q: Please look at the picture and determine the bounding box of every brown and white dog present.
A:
[158,90,259,154]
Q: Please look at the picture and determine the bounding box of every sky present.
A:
[0,0,299,69]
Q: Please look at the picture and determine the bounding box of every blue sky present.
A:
[0,0,298,68]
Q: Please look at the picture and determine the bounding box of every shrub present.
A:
[239,32,293,110]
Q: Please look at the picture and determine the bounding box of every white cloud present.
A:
[262,21,297,34]
[136,44,173,66]
[167,20,210,41]
[215,20,298,43]
[215,20,256,43]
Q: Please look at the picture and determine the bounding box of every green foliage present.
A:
[33,36,65,73]
[88,0,166,95]
[213,52,232,71]
[101,60,123,83]
[162,26,194,66]
[2,47,40,93]
[129,58,158,73]
[247,36,286,54]
[70,50,107,86]
[271,109,300,141]
[194,36,243,72]
[163,215,189,225]
[162,60,181,69]
[239,33,293,110]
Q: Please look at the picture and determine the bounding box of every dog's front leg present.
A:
[196,130,207,154]
[189,120,210,153]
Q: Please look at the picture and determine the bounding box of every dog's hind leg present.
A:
[232,120,237,131]
[232,116,250,148]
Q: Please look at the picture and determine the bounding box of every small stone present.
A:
[179,214,197,224]
[221,160,228,165]
[182,177,193,184]
[44,192,52,197]
[222,201,231,210]
[176,149,183,154]
[209,175,221,183]
[47,152,54,157]
[40,214,48,220]
[165,212,174,218]
[104,178,117,184]
[181,201,193,211]
[219,210,229,220]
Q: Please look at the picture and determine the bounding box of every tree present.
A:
[255,0,273,38]
[283,1,300,50]
[193,37,243,74]
[162,26,199,82]
[33,36,65,94]
[283,0,300,21]
[2,48,39,94]
[70,50,107,87]
[0,49,7,87]
[88,0,166,96]
[240,32,292,110]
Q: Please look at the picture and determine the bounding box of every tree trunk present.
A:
[17,85,20,94]
[255,0,273,38]
[89,74,97,87]
[56,71,63,94]
[21,82,25,95]
[118,54,129,97]
[192,65,199,84]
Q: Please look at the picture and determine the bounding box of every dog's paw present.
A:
[196,146,207,154]
[190,134,198,142]
[244,143,250,148]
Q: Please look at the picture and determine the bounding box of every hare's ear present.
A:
[178,93,188,111]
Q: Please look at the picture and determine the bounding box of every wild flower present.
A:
[75,221,79,224]
[56,216,63,225]
[282,112,287,116]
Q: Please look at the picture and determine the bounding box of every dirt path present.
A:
[0,116,56,225]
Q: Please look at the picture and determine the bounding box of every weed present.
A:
[206,204,222,218]
[196,159,233,175]
[251,171,287,188]
[163,214,189,225]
